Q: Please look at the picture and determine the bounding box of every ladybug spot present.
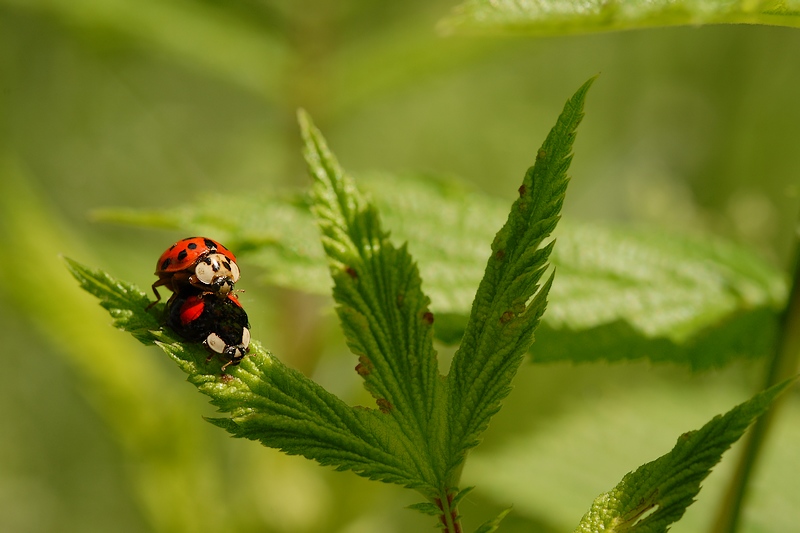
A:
[204,238,217,250]
[177,249,188,262]
[160,257,172,270]
[187,242,198,250]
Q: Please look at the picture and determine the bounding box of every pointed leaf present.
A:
[573,379,796,533]
[299,110,447,491]
[407,502,442,516]
[445,78,593,477]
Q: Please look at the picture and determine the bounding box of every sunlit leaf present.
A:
[445,77,592,478]
[441,0,800,36]
[573,379,794,533]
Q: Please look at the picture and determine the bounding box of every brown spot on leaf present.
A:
[423,311,434,325]
[537,148,546,160]
[356,355,373,376]
[518,184,526,197]
[495,249,505,260]
[345,266,358,279]
[500,311,514,323]
[376,398,393,413]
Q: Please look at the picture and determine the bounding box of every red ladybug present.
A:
[167,293,251,372]
[150,237,241,308]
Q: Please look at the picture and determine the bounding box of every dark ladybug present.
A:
[167,293,251,372]
[149,237,240,308]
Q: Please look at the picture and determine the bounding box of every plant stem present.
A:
[711,214,800,533]
[436,490,463,533]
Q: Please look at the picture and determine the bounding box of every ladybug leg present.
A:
[146,281,164,310]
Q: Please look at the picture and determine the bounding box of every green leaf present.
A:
[299,109,447,492]
[444,77,593,477]
[64,258,430,489]
[441,0,800,36]
[407,502,442,516]
[473,507,512,533]
[64,258,160,345]
[573,378,796,533]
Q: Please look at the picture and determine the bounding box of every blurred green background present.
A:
[1,1,798,532]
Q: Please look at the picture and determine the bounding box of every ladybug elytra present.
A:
[149,236,241,308]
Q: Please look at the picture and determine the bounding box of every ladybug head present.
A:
[194,253,241,295]
[205,326,251,364]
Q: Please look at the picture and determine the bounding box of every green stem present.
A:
[712,214,800,533]
[436,489,463,533]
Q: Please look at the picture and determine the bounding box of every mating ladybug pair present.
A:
[150,237,251,372]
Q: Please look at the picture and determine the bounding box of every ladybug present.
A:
[167,293,251,372]
[150,237,241,308]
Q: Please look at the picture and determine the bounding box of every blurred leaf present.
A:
[96,171,785,368]
[407,502,442,516]
[572,378,794,533]
[441,0,800,36]
[473,507,512,533]
[3,0,286,101]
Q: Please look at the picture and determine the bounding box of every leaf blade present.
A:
[299,110,447,491]
[573,378,796,533]
[445,78,593,477]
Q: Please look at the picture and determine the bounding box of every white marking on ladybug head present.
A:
[227,259,240,283]
[194,253,240,287]
[206,332,227,354]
